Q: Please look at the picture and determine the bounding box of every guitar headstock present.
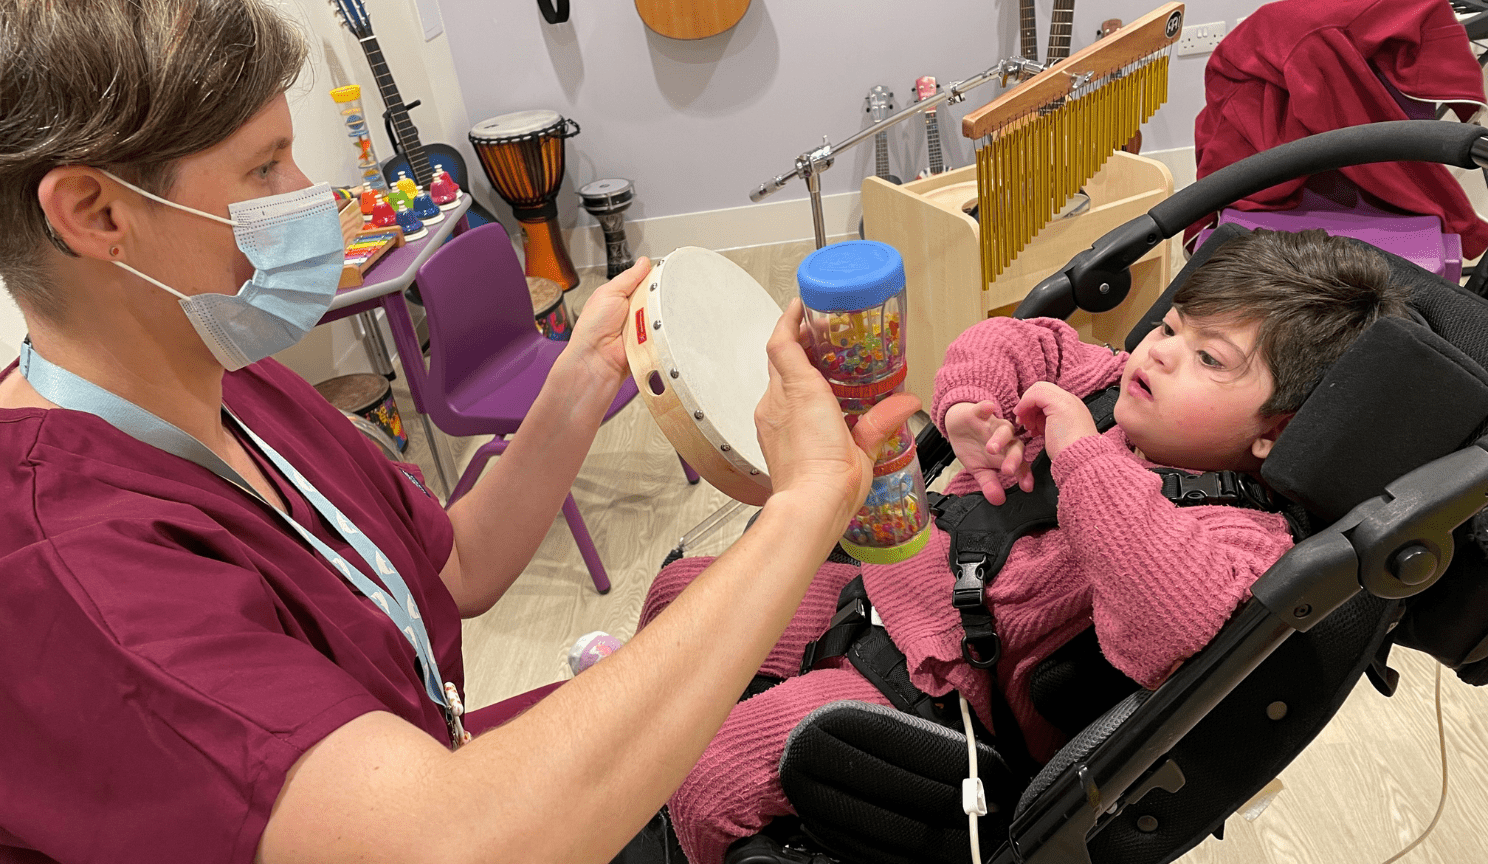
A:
[329,0,373,39]
[865,85,895,123]
[915,76,939,103]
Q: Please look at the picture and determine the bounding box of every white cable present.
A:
[960,694,987,864]
[1380,663,1448,864]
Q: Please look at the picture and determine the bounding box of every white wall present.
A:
[439,0,1270,247]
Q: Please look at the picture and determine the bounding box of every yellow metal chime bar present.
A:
[964,2,1185,287]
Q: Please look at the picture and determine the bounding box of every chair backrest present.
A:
[415,222,549,420]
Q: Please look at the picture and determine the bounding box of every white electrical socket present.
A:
[1176,20,1227,57]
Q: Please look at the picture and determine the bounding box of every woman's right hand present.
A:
[754,299,920,532]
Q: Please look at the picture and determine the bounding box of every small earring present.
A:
[109,246,120,257]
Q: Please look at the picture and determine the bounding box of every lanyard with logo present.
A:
[18,341,469,748]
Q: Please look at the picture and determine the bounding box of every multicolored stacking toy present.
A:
[797,240,930,564]
[330,85,388,193]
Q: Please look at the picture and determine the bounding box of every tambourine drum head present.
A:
[624,247,779,505]
[469,109,564,143]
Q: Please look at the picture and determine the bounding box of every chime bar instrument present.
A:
[962,2,1183,289]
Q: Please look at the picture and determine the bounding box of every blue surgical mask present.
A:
[101,171,344,371]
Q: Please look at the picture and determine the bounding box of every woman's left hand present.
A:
[565,257,653,386]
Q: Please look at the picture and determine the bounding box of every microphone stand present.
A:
[747,57,1042,248]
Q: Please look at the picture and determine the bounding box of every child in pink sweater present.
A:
[640,230,1411,864]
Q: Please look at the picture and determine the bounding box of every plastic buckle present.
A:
[952,556,987,610]
[830,596,869,629]
[1175,472,1236,504]
[799,598,870,674]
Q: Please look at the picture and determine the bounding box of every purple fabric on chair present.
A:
[408,221,698,594]
[1194,185,1462,282]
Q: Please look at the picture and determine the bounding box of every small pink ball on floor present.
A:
[568,631,624,675]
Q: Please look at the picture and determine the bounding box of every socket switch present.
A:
[1176,20,1227,57]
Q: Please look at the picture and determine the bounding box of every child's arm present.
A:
[1050,435,1296,689]
[932,317,1127,433]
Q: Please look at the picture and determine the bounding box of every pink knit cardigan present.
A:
[640,317,1296,864]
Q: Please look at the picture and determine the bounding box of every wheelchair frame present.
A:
[868,121,1488,864]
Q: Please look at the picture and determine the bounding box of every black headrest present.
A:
[1123,227,1488,523]
[1261,315,1488,522]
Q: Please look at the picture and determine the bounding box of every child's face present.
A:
[1113,308,1284,472]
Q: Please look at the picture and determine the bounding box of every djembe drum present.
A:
[578,178,636,279]
[470,110,582,290]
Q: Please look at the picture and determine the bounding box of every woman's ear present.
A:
[36,167,131,261]
[1251,413,1293,462]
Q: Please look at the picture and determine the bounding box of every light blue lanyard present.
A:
[17,341,467,747]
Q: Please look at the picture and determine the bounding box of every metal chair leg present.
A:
[662,499,752,568]
[417,411,457,501]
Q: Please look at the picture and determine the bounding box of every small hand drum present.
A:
[624,247,781,506]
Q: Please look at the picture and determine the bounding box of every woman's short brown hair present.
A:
[0,0,307,320]
[1173,228,1411,416]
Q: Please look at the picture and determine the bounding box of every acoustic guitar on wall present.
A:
[329,0,467,191]
[635,0,750,39]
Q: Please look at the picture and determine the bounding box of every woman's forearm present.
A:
[258,491,847,864]
[443,351,624,615]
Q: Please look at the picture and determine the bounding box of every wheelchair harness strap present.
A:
[800,385,1287,776]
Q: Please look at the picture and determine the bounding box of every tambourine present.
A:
[623,247,781,506]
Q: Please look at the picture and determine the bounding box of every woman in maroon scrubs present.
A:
[0,2,916,862]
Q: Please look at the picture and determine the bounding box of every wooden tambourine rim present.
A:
[624,251,773,506]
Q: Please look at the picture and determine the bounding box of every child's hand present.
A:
[944,401,1034,504]
[1013,382,1099,461]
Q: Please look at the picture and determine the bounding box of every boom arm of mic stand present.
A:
[746,59,1020,204]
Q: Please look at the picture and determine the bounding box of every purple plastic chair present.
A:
[404,221,698,594]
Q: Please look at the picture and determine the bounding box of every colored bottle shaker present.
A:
[797,240,930,564]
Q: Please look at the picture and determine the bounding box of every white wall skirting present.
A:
[558,189,862,270]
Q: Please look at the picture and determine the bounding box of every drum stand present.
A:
[663,58,1034,565]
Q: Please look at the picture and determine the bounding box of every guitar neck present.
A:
[360,37,433,186]
[1019,0,1038,63]
[924,111,943,175]
[1048,0,1076,64]
[875,131,890,180]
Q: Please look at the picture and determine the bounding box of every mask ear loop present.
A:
[96,169,238,227]
[111,259,192,301]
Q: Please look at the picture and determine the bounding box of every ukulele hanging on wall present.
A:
[914,76,950,179]
[859,85,901,239]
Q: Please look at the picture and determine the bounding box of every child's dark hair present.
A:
[1172,229,1410,416]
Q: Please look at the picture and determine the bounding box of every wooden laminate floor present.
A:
[390,238,1488,864]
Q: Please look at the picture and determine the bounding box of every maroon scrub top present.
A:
[0,357,461,863]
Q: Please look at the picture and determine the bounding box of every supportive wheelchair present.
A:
[617,121,1488,864]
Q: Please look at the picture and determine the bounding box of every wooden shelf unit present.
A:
[862,150,1174,404]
